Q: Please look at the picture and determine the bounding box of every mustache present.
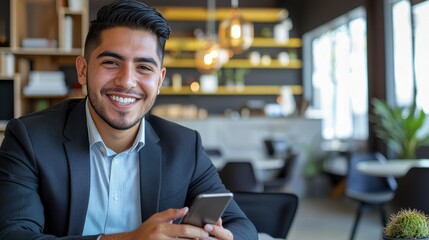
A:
[101,87,145,98]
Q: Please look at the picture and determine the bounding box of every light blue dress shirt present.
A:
[82,100,145,235]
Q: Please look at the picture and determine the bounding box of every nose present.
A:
[115,63,137,88]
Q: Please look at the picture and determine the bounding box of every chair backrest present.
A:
[390,167,429,214]
[276,152,297,180]
[234,192,298,239]
[346,152,396,194]
[218,162,262,192]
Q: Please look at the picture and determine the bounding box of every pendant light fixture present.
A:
[218,0,254,54]
[195,0,229,73]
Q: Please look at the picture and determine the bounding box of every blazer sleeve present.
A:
[147,114,258,239]
[186,131,258,240]
[0,118,96,240]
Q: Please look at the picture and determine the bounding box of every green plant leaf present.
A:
[371,98,428,159]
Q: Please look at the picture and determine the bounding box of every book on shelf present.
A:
[23,71,68,96]
[21,38,58,48]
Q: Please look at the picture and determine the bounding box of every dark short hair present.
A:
[84,0,171,63]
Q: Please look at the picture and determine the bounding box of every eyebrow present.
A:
[97,51,159,68]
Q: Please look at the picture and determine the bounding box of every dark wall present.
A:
[298,0,363,34]
[0,0,10,47]
[90,0,280,21]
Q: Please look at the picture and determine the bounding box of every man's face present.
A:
[76,27,166,130]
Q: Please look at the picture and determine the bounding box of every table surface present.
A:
[357,159,429,177]
[211,157,284,171]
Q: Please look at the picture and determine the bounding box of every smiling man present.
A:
[0,1,257,239]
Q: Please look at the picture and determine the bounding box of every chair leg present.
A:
[379,205,387,227]
[350,203,365,240]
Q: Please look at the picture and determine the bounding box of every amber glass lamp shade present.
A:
[218,9,254,54]
[195,39,229,74]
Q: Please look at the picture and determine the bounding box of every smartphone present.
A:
[181,192,234,227]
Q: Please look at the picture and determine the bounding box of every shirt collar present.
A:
[85,99,145,154]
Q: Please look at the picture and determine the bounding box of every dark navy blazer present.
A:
[0,98,257,240]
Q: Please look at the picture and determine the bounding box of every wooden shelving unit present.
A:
[165,37,302,51]
[160,85,303,95]
[156,7,288,22]
[6,0,88,115]
[159,6,302,101]
[164,58,302,69]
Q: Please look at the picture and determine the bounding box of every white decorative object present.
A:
[280,86,296,116]
[172,73,182,92]
[68,0,83,11]
[249,51,261,65]
[278,51,290,66]
[200,74,218,93]
[64,16,73,51]
[274,18,293,44]
[261,54,272,66]
[5,53,14,76]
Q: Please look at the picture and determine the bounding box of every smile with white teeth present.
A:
[110,95,137,104]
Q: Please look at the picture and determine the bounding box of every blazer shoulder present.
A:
[146,114,194,133]
[7,99,85,138]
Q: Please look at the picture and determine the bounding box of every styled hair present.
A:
[84,0,171,63]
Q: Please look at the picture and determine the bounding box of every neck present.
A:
[89,108,139,153]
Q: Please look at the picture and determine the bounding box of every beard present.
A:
[85,83,144,131]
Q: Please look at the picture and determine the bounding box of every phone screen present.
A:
[181,192,234,227]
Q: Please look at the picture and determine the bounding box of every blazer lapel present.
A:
[63,100,91,235]
[139,120,162,221]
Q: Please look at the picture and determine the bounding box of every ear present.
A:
[76,56,87,86]
[157,67,167,95]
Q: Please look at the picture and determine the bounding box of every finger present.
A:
[170,223,210,239]
[204,223,233,240]
[152,207,189,223]
[214,218,222,226]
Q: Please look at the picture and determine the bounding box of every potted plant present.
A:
[383,209,429,240]
[372,98,429,159]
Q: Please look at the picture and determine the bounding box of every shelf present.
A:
[165,37,302,51]
[163,58,302,69]
[22,88,85,99]
[11,48,83,56]
[157,7,288,22]
[0,75,14,80]
[160,85,302,95]
[0,47,12,53]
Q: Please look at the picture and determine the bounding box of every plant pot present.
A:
[383,236,429,240]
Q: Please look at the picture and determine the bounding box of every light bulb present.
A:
[195,40,226,74]
[219,9,254,54]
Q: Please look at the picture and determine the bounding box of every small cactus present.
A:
[384,209,429,239]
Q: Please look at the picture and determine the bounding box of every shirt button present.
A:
[113,194,119,201]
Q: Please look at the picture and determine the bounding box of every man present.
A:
[0,0,257,239]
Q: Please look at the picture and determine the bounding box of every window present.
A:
[386,0,429,111]
[303,7,368,140]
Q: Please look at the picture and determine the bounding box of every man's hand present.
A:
[203,218,234,240]
[100,207,212,239]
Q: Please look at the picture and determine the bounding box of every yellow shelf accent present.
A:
[156,7,288,22]
[251,38,302,48]
[163,58,302,69]
[165,37,302,51]
[160,85,302,95]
